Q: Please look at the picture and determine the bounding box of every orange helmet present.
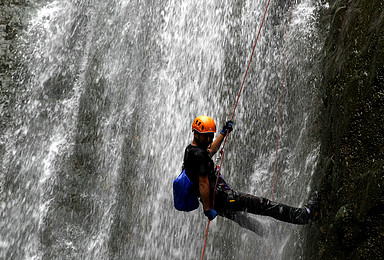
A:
[192,116,216,133]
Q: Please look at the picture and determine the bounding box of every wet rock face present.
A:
[309,0,384,259]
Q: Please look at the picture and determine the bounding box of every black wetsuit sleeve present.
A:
[184,144,216,190]
[193,150,210,177]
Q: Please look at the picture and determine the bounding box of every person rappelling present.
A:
[173,115,320,235]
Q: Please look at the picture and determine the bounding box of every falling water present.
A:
[1,0,324,259]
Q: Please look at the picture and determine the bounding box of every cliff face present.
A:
[308,0,384,259]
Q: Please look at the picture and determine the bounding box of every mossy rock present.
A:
[305,0,384,259]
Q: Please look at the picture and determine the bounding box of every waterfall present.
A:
[1,0,323,259]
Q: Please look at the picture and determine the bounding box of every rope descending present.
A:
[201,0,273,259]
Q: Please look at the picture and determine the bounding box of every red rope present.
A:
[267,2,295,259]
[201,220,210,259]
[271,0,295,201]
[201,1,272,259]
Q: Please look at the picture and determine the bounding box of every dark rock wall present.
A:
[308,0,384,259]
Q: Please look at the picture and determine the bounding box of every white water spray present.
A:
[1,0,323,259]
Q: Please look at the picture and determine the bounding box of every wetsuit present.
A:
[183,144,312,226]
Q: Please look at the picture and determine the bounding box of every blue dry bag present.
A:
[173,169,199,212]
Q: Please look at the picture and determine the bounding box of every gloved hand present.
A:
[204,209,217,221]
[220,120,233,135]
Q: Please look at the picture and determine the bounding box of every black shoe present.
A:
[304,191,320,221]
